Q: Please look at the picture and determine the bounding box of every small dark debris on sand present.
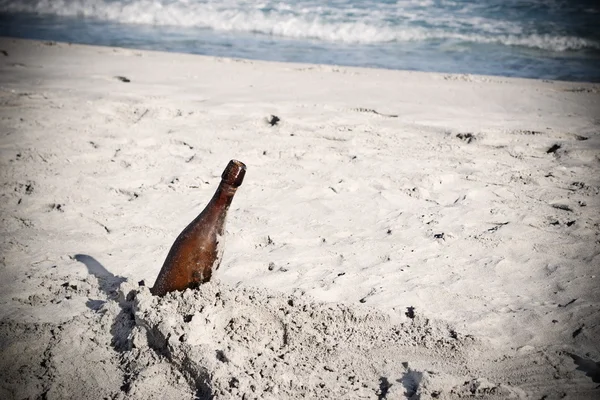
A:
[456,133,475,143]
[487,222,509,232]
[115,76,131,83]
[268,115,280,126]
[558,299,576,308]
[551,204,573,212]
[518,129,542,135]
[352,107,398,118]
[547,144,561,154]
[0,50,8,57]
[48,203,65,212]
[572,325,584,338]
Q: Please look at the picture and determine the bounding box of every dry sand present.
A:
[0,37,599,399]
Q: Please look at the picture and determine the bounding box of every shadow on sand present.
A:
[73,254,133,352]
[73,254,214,398]
[568,353,600,385]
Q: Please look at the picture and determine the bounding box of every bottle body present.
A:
[151,160,246,296]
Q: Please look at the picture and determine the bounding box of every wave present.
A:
[1,0,598,52]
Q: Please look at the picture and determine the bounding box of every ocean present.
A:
[1,0,599,82]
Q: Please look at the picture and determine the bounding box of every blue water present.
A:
[1,0,599,82]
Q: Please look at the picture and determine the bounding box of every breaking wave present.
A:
[1,0,598,52]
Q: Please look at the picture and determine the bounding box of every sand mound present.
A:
[3,268,597,399]
[1,271,521,399]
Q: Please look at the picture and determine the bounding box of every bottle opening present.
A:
[222,160,246,187]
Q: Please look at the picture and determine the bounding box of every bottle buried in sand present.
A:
[151,160,246,297]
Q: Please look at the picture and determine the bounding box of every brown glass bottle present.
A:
[151,160,246,296]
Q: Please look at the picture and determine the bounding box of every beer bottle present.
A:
[151,160,246,296]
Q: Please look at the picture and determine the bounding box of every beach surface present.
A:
[0,37,599,399]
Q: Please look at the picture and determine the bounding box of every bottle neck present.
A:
[188,180,237,236]
[214,181,237,202]
[206,180,237,216]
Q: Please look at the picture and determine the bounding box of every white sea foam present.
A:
[1,0,598,52]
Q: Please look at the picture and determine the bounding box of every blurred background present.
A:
[1,0,599,81]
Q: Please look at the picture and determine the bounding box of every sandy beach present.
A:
[0,37,599,399]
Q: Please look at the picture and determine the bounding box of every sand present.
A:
[0,37,599,399]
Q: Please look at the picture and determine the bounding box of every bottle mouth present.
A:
[222,160,246,187]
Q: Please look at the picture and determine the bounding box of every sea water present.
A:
[0,0,599,82]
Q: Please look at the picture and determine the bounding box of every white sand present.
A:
[0,37,599,399]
